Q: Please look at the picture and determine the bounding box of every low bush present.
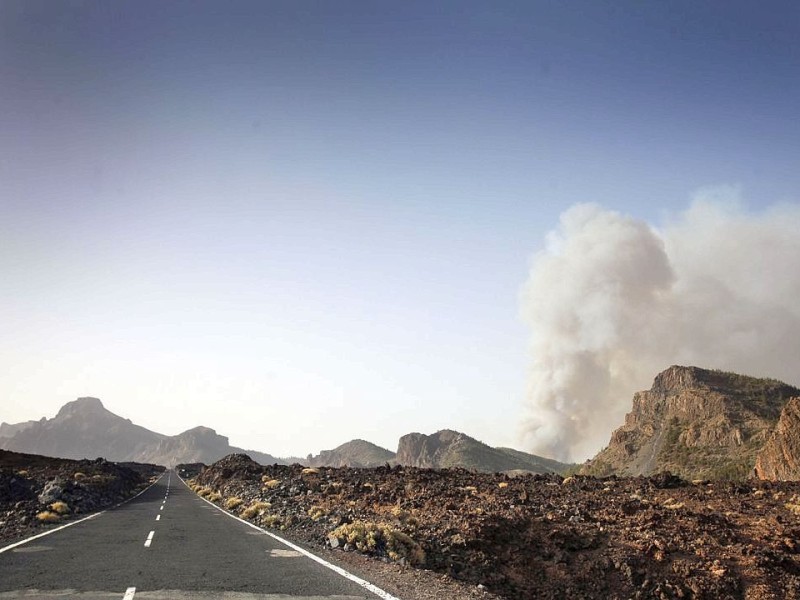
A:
[49,501,70,515]
[329,520,425,566]
[36,511,60,523]
[307,506,327,521]
[225,497,243,510]
[242,501,271,519]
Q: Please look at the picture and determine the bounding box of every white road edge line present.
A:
[179,475,401,600]
[122,586,136,599]
[144,530,155,547]
[0,471,168,555]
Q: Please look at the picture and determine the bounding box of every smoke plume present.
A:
[521,187,800,462]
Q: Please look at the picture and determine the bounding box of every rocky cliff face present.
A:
[582,366,800,480]
[754,396,800,480]
[306,439,395,468]
[396,429,569,474]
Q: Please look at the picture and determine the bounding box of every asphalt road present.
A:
[0,471,391,599]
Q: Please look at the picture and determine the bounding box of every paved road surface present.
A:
[0,471,390,599]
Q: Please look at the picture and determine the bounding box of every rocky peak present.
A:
[651,365,703,394]
[179,426,225,441]
[306,439,395,468]
[583,366,800,480]
[396,430,465,468]
[55,397,107,419]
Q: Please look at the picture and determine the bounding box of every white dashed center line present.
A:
[156,515,161,521]
[122,587,136,599]
[144,531,155,548]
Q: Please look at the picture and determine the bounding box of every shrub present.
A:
[262,514,282,528]
[225,497,243,510]
[197,487,215,498]
[307,506,327,521]
[302,468,319,475]
[36,511,60,523]
[262,479,280,489]
[242,501,271,519]
[498,482,509,489]
[49,501,70,515]
[73,472,86,481]
[16,470,28,477]
[329,521,425,566]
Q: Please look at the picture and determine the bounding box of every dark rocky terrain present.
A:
[189,453,800,599]
[582,366,800,480]
[0,449,164,545]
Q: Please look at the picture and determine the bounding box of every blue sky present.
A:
[2,1,798,458]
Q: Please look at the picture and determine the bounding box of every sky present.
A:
[1,1,799,460]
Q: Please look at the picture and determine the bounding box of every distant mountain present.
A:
[138,426,283,467]
[581,366,800,480]
[306,439,395,468]
[0,397,165,462]
[395,429,571,474]
[0,417,44,439]
[0,398,285,468]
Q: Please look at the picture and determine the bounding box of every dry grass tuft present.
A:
[241,501,271,520]
[262,479,280,489]
[16,470,28,477]
[49,501,70,515]
[73,472,86,481]
[262,514,283,528]
[302,468,319,475]
[36,511,61,523]
[208,491,222,503]
[785,497,800,516]
[498,481,509,489]
[225,497,243,510]
[329,520,425,566]
[307,506,327,521]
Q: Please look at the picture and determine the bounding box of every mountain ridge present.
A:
[0,398,284,468]
[581,365,800,480]
[1,398,568,473]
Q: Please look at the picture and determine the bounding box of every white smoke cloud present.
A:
[521,187,800,463]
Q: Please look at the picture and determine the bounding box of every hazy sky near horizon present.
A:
[2,1,799,459]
